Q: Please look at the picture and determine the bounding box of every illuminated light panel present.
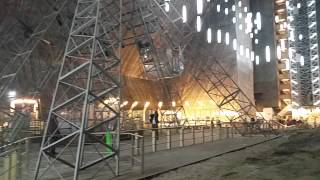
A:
[197,0,203,15]
[182,5,187,23]
[266,46,271,62]
[217,29,222,43]
[225,32,230,45]
[233,39,237,50]
[255,55,260,65]
[196,16,201,32]
[256,12,262,30]
[207,28,212,43]
[165,0,170,12]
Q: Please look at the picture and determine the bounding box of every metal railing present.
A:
[0,132,145,180]
[0,120,287,179]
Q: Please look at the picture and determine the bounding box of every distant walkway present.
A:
[114,135,280,180]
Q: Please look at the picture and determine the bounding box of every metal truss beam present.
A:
[0,0,68,100]
[193,57,274,136]
[35,0,121,179]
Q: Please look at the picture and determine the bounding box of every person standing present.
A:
[150,110,159,140]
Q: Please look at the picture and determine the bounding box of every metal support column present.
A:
[35,0,122,179]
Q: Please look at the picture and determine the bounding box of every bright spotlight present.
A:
[8,91,16,98]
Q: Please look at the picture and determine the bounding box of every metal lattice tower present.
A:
[307,0,320,106]
[294,0,312,106]
[287,0,302,107]
[287,0,320,107]
[35,0,121,179]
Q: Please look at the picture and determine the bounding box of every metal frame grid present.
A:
[307,0,320,106]
[287,0,301,108]
[293,0,312,106]
[193,57,274,136]
[138,0,194,79]
[35,0,121,179]
[0,0,68,100]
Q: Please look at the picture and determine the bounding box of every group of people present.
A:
[278,119,303,126]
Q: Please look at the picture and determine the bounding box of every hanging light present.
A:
[207,28,212,43]
[251,51,255,61]
[182,5,187,23]
[232,17,236,24]
[172,101,176,107]
[266,46,271,62]
[256,56,260,65]
[256,12,262,30]
[225,32,230,45]
[217,4,221,12]
[158,101,163,108]
[165,0,170,12]
[225,8,229,15]
[233,39,237,50]
[217,29,222,43]
[300,56,304,66]
[197,0,203,15]
[297,3,301,9]
[8,91,16,98]
[196,16,202,32]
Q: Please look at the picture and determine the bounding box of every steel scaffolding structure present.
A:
[286,0,320,107]
[0,0,68,100]
[307,0,320,106]
[35,0,121,179]
[287,0,302,107]
[193,57,273,135]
